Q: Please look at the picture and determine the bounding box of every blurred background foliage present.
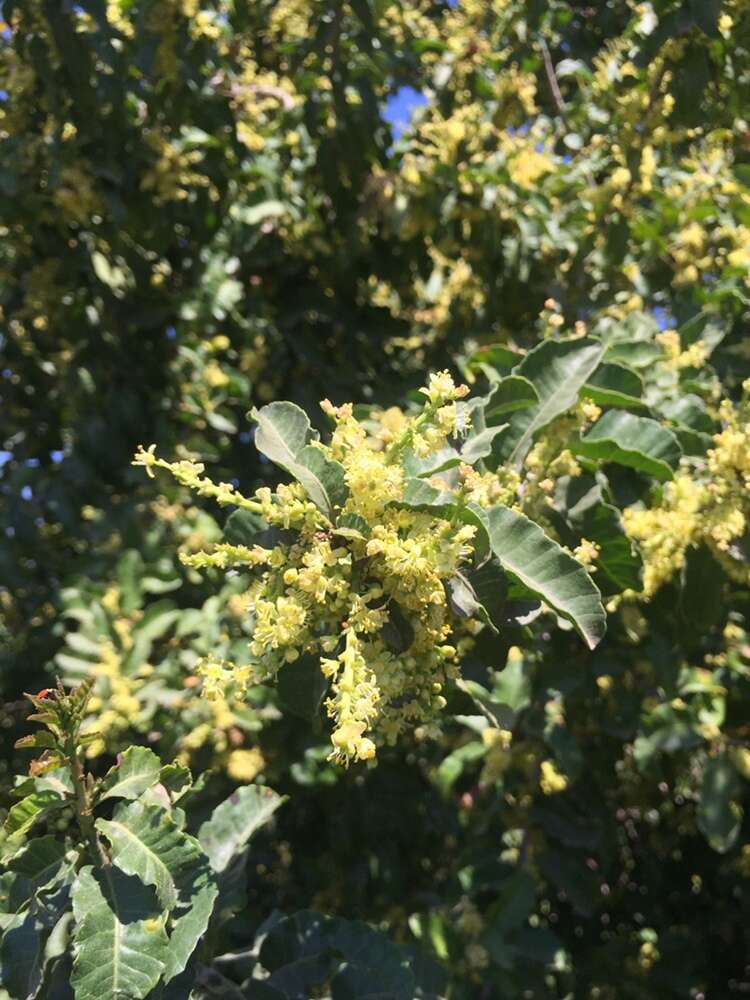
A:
[2,0,750,997]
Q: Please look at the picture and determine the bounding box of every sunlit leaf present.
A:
[99,746,162,802]
[251,402,348,517]
[573,411,682,481]
[478,505,606,649]
[71,865,169,1000]
[198,785,285,874]
[96,801,203,910]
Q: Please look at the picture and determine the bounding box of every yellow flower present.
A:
[540,759,568,795]
[574,538,600,568]
[728,247,750,269]
[226,748,265,782]
[250,596,308,657]
[204,360,230,389]
[507,150,553,189]
[610,166,631,189]
[640,144,656,192]
[419,370,469,406]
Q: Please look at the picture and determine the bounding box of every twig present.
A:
[69,742,108,866]
[539,36,566,119]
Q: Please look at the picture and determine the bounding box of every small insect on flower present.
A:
[36,689,53,700]
[454,402,470,438]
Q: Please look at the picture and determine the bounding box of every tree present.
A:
[2,2,750,997]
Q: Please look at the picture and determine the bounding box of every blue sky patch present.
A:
[384,86,427,139]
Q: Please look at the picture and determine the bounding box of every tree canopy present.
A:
[2,2,750,998]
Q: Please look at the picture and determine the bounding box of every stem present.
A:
[237,496,265,514]
[384,401,439,466]
[539,36,566,119]
[69,739,107,866]
[450,488,468,528]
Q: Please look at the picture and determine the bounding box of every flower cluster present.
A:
[135,373,489,765]
[623,381,750,596]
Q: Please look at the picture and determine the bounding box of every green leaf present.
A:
[459,419,508,464]
[295,445,349,513]
[580,502,643,593]
[483,375,539,418]
[258,912,415,1000]
[223,508,267,545]
[494,651,532,714]
[465,343,524,374]
[99,746,162,802]
[500,338,605,465]
[64,631,103,657]
[689,0,721,36]
[583,363,645,408]
[162,862,218,983]
[698,755,742,853]
[141,574,181,595]
[455,679,515,729]
[239,525,297,551]
[71,865,169,1000]
[555,477,643,593]
[446,573,497,633]
[403,446,461,478]
[1,905,54,998]
[658,393,714,434]
[634,722,702,769]
[159,763,193,801]
[469,559,524,629]
[659,394,714,454]
[96,801,203,911]
[605,340,663,368]
[573,411,682,481]
[7,836,68,897]
[680,544,725,631]
[251,402,348,517]
[479,505,606,649]
[118,550,144,613]
[484,871,537,936]
[12,768,72,801]
[14,730,58,751]
[277,653,329,721]
[130,599,182,645]
[400,477,455,510]
[435,742,486,795]
[198,785,285,874]
[445,558,519,634]
[333,512,370,541]
[331,956,414,1000]
[4,791,66,840]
